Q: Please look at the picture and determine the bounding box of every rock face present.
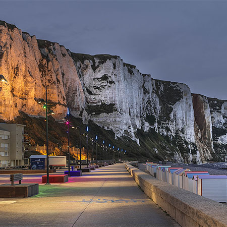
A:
[0,20,227,162]
[74,54,196,161]
[192,94,214,162]
[208,97,227,161]
[0,21,85,120]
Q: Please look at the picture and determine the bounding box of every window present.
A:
[1,143,9,149]
[4,152,8,156]
[0,135,8,140]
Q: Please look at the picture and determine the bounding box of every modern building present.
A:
[0,123,25,167]
[0,128,10,167]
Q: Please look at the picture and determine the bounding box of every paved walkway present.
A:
[0,164,179,227]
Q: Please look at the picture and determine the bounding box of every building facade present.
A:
[0,129,10,167]
[0,123,25,167]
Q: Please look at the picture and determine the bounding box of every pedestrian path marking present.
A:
[61,199,150,203]
[0,201,16,204]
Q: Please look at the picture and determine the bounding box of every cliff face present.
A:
[73,54,195,147]
[1,21,227,162]
[0,21,85,120]
[208,98,227,160]
[192,94,213,162]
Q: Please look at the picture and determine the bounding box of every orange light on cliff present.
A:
[0,74,7,83]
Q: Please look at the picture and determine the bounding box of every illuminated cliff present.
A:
[1,20,227,162]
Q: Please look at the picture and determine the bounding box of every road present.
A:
[0,163,179,227]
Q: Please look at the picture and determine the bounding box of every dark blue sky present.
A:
[1,0,227,100]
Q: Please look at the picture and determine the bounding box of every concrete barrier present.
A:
[126,163,227,227]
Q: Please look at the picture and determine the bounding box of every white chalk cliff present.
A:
[0,21,226,162]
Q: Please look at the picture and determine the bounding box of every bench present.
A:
[10,173,23,186]
[64,170,82,176]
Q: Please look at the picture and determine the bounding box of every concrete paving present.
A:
[0,164,180,227]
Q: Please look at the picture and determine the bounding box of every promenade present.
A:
[0,164,179,227]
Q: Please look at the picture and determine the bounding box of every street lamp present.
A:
[103,140,105,163]
[45,86,50,184]
[91,138,94,166]
[95,136,98,165]
[86,126,89,168]
[108,144,111,161]
[37,85,55,185]
[66,118,70,177]
[75,126,82,170]
[113,145,115,161]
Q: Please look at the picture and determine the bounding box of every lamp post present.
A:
[113,145,115,161]
[103,140,105,163]
[91,138,94,166]
[95,136,98,165]
[37,85,54,185]
[108,144,111,161]
[76,126,82,170]
[66,119,70,177]
[70,125,81,171]
[45,86,50,184]
[86,126,89,168]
